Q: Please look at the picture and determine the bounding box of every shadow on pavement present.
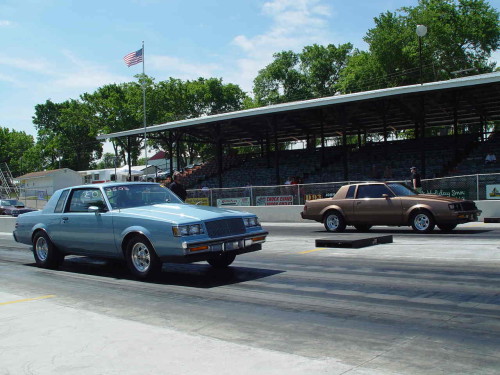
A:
[27,256,284,288]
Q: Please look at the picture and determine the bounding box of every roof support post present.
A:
[176,134,181,171]
[266,131,271,168]
[127,136,132,181]
[420,95,426,178]
[273,116,280,185]
[339,106,348,181]
[453,92,458,159]
[215,123,223,188]
[320,110,325,165]
[357,129,362,149]
[168,131,174,177]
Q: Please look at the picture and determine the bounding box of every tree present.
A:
[339,0,500,93]
[0,127,35,176]
[32,99,102,171]
[253,44,353,105]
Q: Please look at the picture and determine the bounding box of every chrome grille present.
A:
[205,218,246,238]
[460,201,477,211]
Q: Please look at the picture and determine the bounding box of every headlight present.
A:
[448,203,461,211]
[172,224,205,237]
[244,217,260,227]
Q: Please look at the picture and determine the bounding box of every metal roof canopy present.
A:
[97,72,500,147]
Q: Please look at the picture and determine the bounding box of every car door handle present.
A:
[62,217,69,222]
[356,201,362,205]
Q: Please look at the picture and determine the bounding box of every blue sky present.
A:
[1,0,499,143]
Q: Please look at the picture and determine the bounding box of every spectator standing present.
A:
[169,171,187,201]
[485,152,497,165]
[410,166,422,193]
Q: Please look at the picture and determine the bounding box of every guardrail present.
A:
[2,173,499,209]
[185,173,500,207]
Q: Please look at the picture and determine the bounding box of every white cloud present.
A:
[230,0,334,92]
[0,55,53,75]
[0,20,12,27]
[149,55,220,80]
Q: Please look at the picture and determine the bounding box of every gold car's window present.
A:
[356,185,394,198]
[67,189,107,212]
[346,186,356,199]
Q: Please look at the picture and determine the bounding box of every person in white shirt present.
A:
[485,152,497,165]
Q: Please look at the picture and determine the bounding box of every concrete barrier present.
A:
[0,201,497,231]
[0,217,16,233]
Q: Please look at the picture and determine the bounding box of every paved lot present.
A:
[1,222,499,375]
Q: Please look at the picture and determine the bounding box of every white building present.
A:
[17,168,82,195]
[78,166,144,184]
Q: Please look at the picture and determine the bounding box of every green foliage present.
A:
[0,128,35,176]
[339,0,500,92]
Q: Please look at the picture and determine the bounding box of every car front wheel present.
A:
[33,231,64,269]
[207,253,236,268]
[324,211,346,232]
[410,211,435,233]
[125,236,162,279]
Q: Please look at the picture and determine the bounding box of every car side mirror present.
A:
[88,206,101,215]
[382,194,390,199]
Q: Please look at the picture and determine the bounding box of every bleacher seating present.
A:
[450,131,500,175]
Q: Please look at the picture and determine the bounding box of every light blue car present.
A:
[13,183,268,279]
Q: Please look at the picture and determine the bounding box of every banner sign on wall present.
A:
[216,197,251,206]
[305,194,323,201]
[422,189,468,199]
[486,185,500,199]
[185,197,209,206]
[256,195,293,206]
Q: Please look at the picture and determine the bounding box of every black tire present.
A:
[410,210,435,233]
[207,253,236,269]
[438,224,457,232]
[323,211,346,232]
[354,224,372,232]
[32,231,64,269]
[125,235,162,279]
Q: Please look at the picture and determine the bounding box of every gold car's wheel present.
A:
[411,211,435,233]
[324,211,346,232]
[125,236,162,279]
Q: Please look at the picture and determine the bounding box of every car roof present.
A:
[63,182,160,190]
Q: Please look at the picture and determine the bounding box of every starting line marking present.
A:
[299,248,327,254]
[0,295,56,306]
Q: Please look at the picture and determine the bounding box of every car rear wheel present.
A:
[410,211,435,233]
[33,231,64,269]
[438,224,457,232]
[324,211,346,232]
[354,224,372,232]
[207,253,236,268]
[125,236,162,279]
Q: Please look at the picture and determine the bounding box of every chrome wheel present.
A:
[35,236,49,261]
[326,215,339,230]
[413,213,430,231]
[131,242,151,272]
[323,211,346,232]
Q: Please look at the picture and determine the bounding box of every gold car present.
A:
[301,182,481,233]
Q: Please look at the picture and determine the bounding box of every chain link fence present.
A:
[0,187,50,210]
[186,173,500,207]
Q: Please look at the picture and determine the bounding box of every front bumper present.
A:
[159,230,268,263]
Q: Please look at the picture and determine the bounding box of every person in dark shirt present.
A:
[169,171,187,201]
[410,166,422,193]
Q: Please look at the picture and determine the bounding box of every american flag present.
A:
[123,48,143,67]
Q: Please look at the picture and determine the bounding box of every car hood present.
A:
[404,194,469,203]
[115,204,251,223]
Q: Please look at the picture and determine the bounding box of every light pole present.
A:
[416,25,427,85]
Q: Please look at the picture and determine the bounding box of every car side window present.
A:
[356,185,394,199]
[67,189,107,213]
[345,186,356,199]
[54,190,69,213]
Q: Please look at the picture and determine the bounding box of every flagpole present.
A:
[142,41,148,175]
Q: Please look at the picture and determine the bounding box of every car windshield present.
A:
[387,183,419,196]
[1,199,23,207]
[105,184,183,209]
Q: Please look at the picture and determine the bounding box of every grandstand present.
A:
[98,72,500,188]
